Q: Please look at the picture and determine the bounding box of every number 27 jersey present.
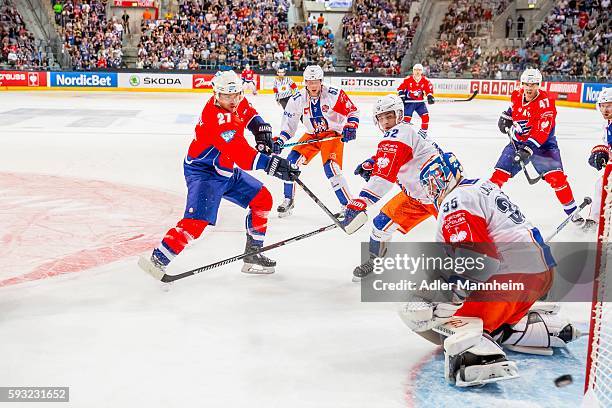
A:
[436,178,555,274]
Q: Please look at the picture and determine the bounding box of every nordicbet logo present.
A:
[51,72,117,88]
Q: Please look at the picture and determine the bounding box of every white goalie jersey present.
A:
[279,85,359,141]
[436,178,556,275]
[360,122,442,204]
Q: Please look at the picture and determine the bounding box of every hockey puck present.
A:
[554,374,573,387]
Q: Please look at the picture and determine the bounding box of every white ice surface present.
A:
[0,91,601,407]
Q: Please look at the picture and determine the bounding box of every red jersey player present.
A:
[241,64,257,95]
[138,70,299,277]
[491,68,580,221]
[397,63,435,138]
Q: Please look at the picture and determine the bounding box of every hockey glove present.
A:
[272,136,285,154]
[514,145,533,165]
[498,111,513,133]
[354,158,375,181]
[398,300,463,332]
[255,124,273,155]
[589,145,609,170]
[427,94,435,105]
[265,155,300,181]
[341,198,368,234]
[342,123,358,142]
[508,121,528,141]
[398,90,409,103]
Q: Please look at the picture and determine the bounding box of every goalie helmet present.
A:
[520,68,542,84]
[597,87,612,105]
[419,152,463,209]
[303,65,324,81]
[373,94,404,130]
[212,70,243,94]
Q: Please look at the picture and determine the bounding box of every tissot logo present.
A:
[340,78,396,87]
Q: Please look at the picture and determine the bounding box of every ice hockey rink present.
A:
[0,91,604,407]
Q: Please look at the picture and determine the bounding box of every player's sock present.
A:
[154,218,209,266]
[544,170,576,215]
[324,160,351,206]
[245,187,272,245]
[420,113,429,131]
[282,150,303,200]
[353,213,398,282]
[403,115,412,123]
[490,169,511,187]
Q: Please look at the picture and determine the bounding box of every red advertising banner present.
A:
[0,71,47,87]
[192,74,215,89]
[470,80,519,96]
[543,81,582,102]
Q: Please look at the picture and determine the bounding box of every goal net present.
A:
[585,162,612,407]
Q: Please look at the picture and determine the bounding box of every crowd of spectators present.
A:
[342,0,418,75]
[52,0,124,70]
[1,0,49,69]
[425,0,609,80]
[425,0,508,76]
[136,0,335,71]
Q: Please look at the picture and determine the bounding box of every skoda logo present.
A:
[129,75,140,86]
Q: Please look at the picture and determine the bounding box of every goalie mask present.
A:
[419,152,463,209]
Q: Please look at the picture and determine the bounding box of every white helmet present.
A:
[212,70,243,94]
[520,68,542,84]
[413,63,424,72]
[303,65,324,81]
[373,94,404,130]
[597,88,612,105]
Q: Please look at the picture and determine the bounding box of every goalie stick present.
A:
[144,222,339,282]
[401,90,479,104]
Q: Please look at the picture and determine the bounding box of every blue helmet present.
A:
[419,152,463,209]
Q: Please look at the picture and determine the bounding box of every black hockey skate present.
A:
[352,255,375,282]
[242,234,276,274]
[277,198,294,218]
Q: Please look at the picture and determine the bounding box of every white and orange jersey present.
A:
[279,85,359,140]
[360,122,442,204]
[435,178,555,275]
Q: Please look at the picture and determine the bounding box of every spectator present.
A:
[317,13,325,32]
[517,14,525,38]
[506,16,513,38]
[0,0,49,69]
[142,8,152,22]
[53,1,63,25]
[122,10,130,34]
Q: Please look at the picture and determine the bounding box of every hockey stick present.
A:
[401,90,479,104]
[545,197,592,242]
[147,222,339,282]
[282,135,342,149]
[294,178,346,231]
[505,128,543,185]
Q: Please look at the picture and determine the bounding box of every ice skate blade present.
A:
[352,275,362,283]
[278,209,293,218]
[241,263,275,274]
[138,256,165,280]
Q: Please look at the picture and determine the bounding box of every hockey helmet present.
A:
[419,152,463,209]
[303,65,324,81]
[212,70,243,94]
[520,68,542,84]
[373,94,404,130]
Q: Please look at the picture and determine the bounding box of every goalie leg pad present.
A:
[446,333,519,387]
[493,310,581,355]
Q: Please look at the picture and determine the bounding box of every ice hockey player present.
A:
[273,68,298,109]
[491,68,580,221]
[583,87,612,230]
[273,64,360,218]
[398,154,580,387]
[241,64,257,95]
[397,63,435,138]
[340,94,444,281]
[138,70,300,276]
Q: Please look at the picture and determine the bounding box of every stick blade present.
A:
[138,255,165,281]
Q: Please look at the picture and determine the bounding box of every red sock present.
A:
[490,169,511,187]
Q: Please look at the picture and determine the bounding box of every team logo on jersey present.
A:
[220,130,236,142]
[541,120,550,130]
[377,156,390,169]
[450,230,468,243]
[304,107,310,115]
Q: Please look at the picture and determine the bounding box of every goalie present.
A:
[398,153,580,387]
